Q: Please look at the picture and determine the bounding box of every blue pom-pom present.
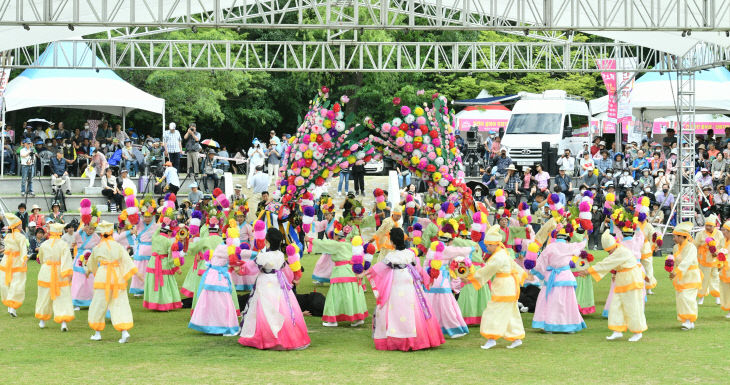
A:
[569,260,576,268]
[352,264,364,274]
[303,206,316,216]
[192,210,203,220]
[240,242,251,250]
[414,223,423,231]
[364,261,371,270]
[514,244,522,253]
[603,207,611,216]
[523,259,536,270]
[583,190,594,198]
[638,212,647,222]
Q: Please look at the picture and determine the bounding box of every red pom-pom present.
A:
[366,243,376,255]
[428,267,440,280]
[718,253,726,262]
[213,188,222,197]
[656,238,663,247]
[709,245,717,254]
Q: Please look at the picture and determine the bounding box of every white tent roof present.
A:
[589,95,608,116]
[3,41,164,116]
[630,67,730,120]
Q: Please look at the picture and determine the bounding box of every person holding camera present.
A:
[556,149,575,177]
[201,149,221,192]
[184,123,201,176]
[51,151,72,195]
[247,138,266,177]
[163,122,183,171]
[145,138,165,173]
[19,138,36,196]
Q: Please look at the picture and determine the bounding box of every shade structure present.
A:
[630,66,730,121]
[454,104,512,132]
[2,41,164,116]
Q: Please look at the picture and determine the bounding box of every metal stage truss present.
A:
[1,0,730,31]
[3,39,728,72]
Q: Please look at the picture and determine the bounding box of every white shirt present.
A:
[556,155,575,173]
[20,147,33,166]
[163,166,180,186]
[121,177,137,195]
[163,129,182,153]
[247,171,271,193]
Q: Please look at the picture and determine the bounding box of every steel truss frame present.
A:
[6,39,727,72]
[676,68,697,224]
[2,0,730,31]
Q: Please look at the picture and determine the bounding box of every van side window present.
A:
[569,114,589,130]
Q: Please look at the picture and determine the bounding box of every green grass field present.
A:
[1,251,729,385]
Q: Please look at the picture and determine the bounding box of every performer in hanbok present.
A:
[371,208,402,260]
[35,223,74,330]
[71,206,100,310]
[143,218,183,311]
[86,222,140,343]
[420,205,440,248]
[189,244,240,335]
[530,226,586,333]
[182,216,223,300]
[670,222,702,330]
[693,214,724,305]
[452,229,491,325]
[310,220,368,327]
[422,225,471,338]
[464,225,527,349]
[129,200,158,296]
[233,204,256,291]
[635,197,659,293]
[578,231,647,342]
[367,227,444,351]
[238,228,310,350]
[311,202,337,285]
[719,221,730,318]
[0,213,28,317]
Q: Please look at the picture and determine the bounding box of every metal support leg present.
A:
[676,68,696,224]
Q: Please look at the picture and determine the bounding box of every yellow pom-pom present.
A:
[377,201,386,210]
[495,189,503,197]
[351,236,363,247]
[289,261,302,272]
[606,193,615,202]
[124,187,133,196]
[431,260,442,270]
[641,196,650,207]
[413,236,422,245]
[528,242,540,253]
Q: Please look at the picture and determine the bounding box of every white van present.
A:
[501,90,591,166]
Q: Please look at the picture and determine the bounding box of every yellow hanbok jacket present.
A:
[637,222,657,260]
[693,229,724,268]
[588,245,645,293]
[534,217,557,247]
[673,240,701,291]
[0,228,29,309]
[469,246,526,302]
[86,239,138,305]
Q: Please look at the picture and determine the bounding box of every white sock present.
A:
[628,333,643,342]
[74,307,80,311]
[8,307,17,317]
[725,312,730,318]
[61,321,68,331]
[698,297,704,305]
[606,331,623,340]
[39,320,46,328]
[506,339,523,349]
[717,297,722,305]
[90,331,102,341]
[681,320,693,330]
[481,339,497,350]
[350,320,364,327]
[322,321,338,327]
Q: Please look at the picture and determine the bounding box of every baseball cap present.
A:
[235,184,242,189]
[23,138,31,144]
[190,182,198,188]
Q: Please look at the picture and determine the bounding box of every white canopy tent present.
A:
[0,41,165,176]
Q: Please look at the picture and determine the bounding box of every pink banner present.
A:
[457,118,509,132]
[597,59,617,124]
[652,121,730,134]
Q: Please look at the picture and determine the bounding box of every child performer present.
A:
[233,204,256,292]
[578,231,647,342]
[693,215,724,305]
[309,220,369,327]
[188,244,240,335]
[463,225,527,349]
[143,218,183,311]
[86,221,141,343]
[238,228,310,350]
[530,225,586,333]
[367,227,444,351]
[71,204,100,310]
[129,200,158,296]
[35,223,75,330]
[311,202,336,285]
[635,197,659,293]
[0,213,28,317]
[670,222,702,330]
[452,217,491,326]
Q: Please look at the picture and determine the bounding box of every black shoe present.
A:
[66,190,72,195]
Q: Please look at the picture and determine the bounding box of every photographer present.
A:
[184,123,201,175]
[556,149,575,177]
[145,138,165,173]
[247,139,266,176]
[267,139,281,182]
[201,149,221,192]
[19,138,36,196]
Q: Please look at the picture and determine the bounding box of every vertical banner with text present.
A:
[0,55,12,116]
[596,59,617,124]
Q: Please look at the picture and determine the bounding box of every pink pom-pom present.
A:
[579,201,590,212]
[80,198,91,208]
[351,254,364,264]
[286,244,297,257]
[254,220,266,232]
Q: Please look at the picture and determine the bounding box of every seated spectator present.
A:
[28,226,46,260]
[49,202,64,224]
[62,139,77,176]
[532,163,550,191]
[119,169,137,195]
[712,153,727,185]
[655,183,674,219]
[29,205,46,231]
[579,151,595,177]
[50,151,72,195]
[630,149,649,178]
[217,146,230,172]
[637,169,654,191]
[715,184,729,205]
[15,203,29,233]
[201,149,221,192]
[582,168,599,189]
[101,167,124,212]
[649,201,664,226]
[188,182,203,205]
[695,167,713,189]
[595,150,612,176]
[613,152,628,173]
[122,139,138,177]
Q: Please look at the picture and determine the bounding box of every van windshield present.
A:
[505,113,562,135]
